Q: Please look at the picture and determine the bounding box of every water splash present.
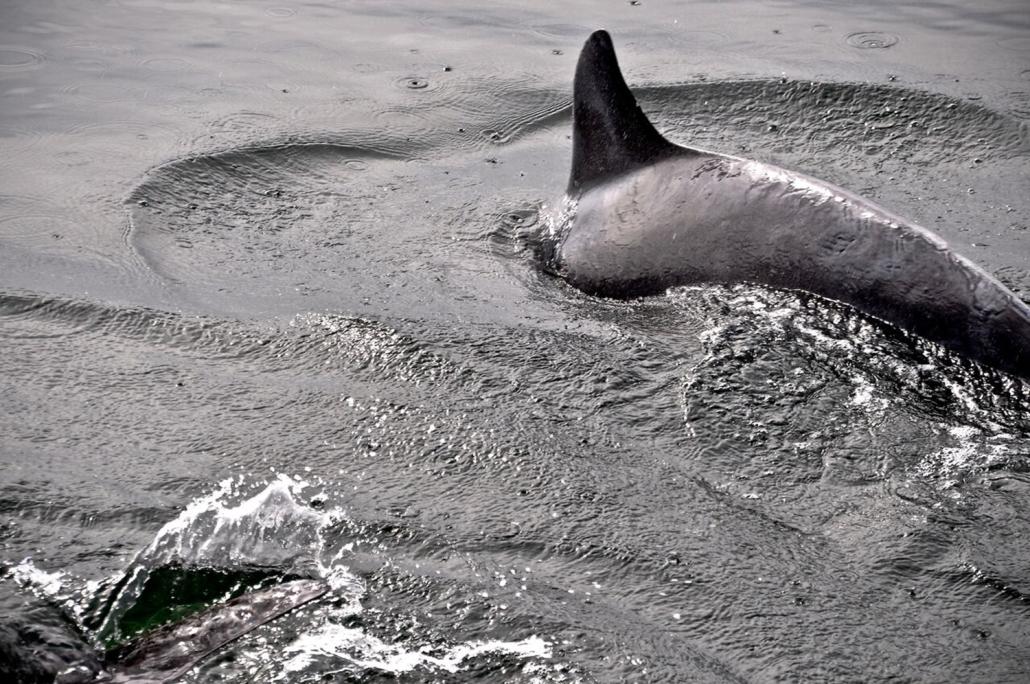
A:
[278,624,551,679]
[90,474,355,645]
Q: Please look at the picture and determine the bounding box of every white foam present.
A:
[10,558,66,597]
[917,424,1012,487]
[280,622,551,677]
[94,475,358,641]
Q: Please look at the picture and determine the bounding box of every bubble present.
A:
[845,32,899,49]
[266,7,296,17]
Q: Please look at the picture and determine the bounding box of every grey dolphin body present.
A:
[99,579,328,683]
[27,579,328,684]
[551,30,1030,381]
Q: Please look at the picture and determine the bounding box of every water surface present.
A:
[1,0,1029,681]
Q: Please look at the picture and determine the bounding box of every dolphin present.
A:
[546,30,1030,381]
[10,579,329,684]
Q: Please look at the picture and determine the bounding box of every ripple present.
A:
[997,36,1030,52]
[126,141,407,291]
[995,266,1030,303]
[394,75,432,91]
[0,197,111,267]
[675,30,732,46]
[61,81,146,103]
[370,107,447,156]
[199,111,286,149]
[530,22,592,40]
[1,289,460,386]
[0,124,48,164]
[351,63,384,74]
[365,67,571,155]
[0,291,101,340]
[500,208,539,230]
[0,291,258,357]
[69,57,109,73]
[66,40,133,55]
[676,284,1030,491]
[266,6,296,18]
[845,32,899,49]
[0,212,93,251]
[61,120,187,165]
[0,46,46,71]
[637,79,1026,165]
[481,128,509,144]
[139,56,198,73]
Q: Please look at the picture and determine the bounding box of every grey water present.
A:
[1,0,1029,681]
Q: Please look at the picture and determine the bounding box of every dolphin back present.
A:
[558,30,1030,381]
[104,579,328,683]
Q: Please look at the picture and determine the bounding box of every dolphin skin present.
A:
[26,579,329,684]
[98,579,327,684]
[549,30,1030,381]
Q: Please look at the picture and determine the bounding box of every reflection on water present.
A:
[1,0,1029,681]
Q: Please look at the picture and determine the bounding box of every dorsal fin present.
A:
[568,30,683,194]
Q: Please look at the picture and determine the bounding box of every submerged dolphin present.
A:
[34,579,328,684]
[547,30,1030,380]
